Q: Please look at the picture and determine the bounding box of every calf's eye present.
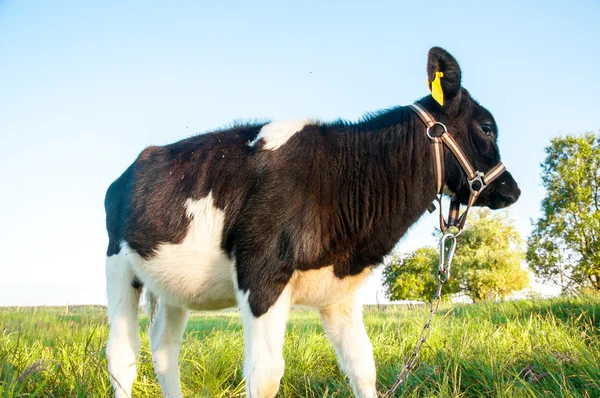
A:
[481,124,493,136]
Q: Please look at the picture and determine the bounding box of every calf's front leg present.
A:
[237,286,292,398]
[320,299,377,398]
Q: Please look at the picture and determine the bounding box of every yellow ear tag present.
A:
[431,71,444,106]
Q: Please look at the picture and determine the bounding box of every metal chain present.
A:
[382,232,459,397]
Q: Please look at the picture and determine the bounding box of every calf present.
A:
[104,47,520,398]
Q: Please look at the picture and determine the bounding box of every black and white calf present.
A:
[104,47,520,398]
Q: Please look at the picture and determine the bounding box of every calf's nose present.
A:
[502,184,521,204]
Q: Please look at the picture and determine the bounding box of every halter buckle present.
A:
[468,171,486,193]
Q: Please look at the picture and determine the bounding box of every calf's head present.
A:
[422,47,520,209]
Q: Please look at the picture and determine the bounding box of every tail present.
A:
[145,289,158,326]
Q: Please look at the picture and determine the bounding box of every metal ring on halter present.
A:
[426,122,448,139]
[468,171,486,193]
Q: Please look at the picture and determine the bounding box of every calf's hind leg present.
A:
[147,293,190,398]
[320,298,377,398]
[106,256,142,398]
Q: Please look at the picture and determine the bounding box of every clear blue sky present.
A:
[1,1,598,305]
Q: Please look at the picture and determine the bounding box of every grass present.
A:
[0,295,598,397]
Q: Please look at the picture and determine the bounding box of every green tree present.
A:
[527,133,600,292]
[382,247,460,301]
[455,210,529,301]
[383,210,529,302]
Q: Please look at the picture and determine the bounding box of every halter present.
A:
[408,103,506,232]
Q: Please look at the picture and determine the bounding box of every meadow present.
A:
[0,296,598,397]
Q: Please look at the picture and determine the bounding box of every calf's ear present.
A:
[427,47,462,106]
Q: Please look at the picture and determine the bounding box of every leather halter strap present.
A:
[408,103,506,232]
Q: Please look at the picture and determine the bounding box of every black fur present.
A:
[105,47,520,317]
[131,276,143,290]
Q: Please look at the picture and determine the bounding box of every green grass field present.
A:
[1,295,598,397]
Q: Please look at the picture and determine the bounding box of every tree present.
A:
[382,247,460,301]
[383,209,529,302]
[455,210,529,301]
[527,133,600,292]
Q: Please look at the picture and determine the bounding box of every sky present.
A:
[0,1,599,306]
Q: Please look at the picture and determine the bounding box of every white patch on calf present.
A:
[237,287,291,398]
[250,119,310,150]
[122,192,237,311]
